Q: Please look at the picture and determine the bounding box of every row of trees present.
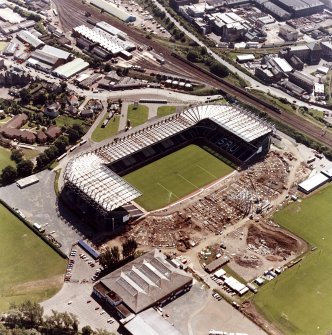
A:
[2,301,115,335]
[99,238,138,270]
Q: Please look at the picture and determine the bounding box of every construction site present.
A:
[121,147,311,281]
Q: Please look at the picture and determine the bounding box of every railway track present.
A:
[54,0,332,148]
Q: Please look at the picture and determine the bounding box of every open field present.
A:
[127,104,149,128]
[157,105,176,117]
[0,204,66,311]
[55,115,84,128]
[124,144,233,211]
[254,185,332,335]
[91,114,120,142]
[0,147,15,172]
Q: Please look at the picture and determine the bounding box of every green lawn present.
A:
[157,106,176,117]
[127,104,149,128]
[124,144,233,211]
[91,114,120,142]
[0,147,15,172]
[55,115,84,128]
[254,185,332,335]
[0,204,66,310]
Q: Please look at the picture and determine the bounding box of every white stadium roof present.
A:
[64,153,141,212]
[298,172,329,194]
[64,105,273,212]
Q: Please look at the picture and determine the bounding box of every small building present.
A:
[44,103,60,117]
[205,256,230,273]
[45,125,61,141]
[36,131,48,144]
[279,25,298,41]
[236,54,255,63]
[3,42,17,56]
[298,172,329,194]
[288,70,315,93]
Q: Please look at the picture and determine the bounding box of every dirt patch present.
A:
[247,222,301,259]
[234,254,263,268]
[241,301,283,335]
[10,275,63,294]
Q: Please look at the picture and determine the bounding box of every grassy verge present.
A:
[91,114,120,142]
[0,147,15,172]
[127,104,149,128]
[157,105,176,117]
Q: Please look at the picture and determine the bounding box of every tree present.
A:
[19,88,31,105]
[104,63,112,72]
[1,166,17,185]
[99,247,120,269]
[11,149,24,163]
[186,50,199,62]
[36,152,50,169]
[17,300,43,328]
[54,136,69,154]
[209,62,229,78]
[33,93,47,106]
[82,325,93,335]
[17,160,34,178]
[110,246,120,263]
[122,238,138,259]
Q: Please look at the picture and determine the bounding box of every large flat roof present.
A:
[41,45,71,60]
[90,0,136,22]
[53,58,89,79]
[96,250,192,314]
[298,172,329,193]
[125,308,183,335]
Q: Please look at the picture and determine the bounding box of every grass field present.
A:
[157,106,176,117]
[0,204,66,311]
[127,104,149,128]
[55,115,84,128]
[0,147,15,172]
[91,114,120,142]
[124,144,233,211]
[254,185,332,335]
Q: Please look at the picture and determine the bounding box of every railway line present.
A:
[54,0,332,148]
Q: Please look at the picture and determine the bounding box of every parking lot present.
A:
[0,170,93,255]
[42,244,118,332]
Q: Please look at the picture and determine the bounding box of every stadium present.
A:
[63,104,274,229]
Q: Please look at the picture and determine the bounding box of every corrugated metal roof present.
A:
[90,0,136,22]
[53,58,89,78]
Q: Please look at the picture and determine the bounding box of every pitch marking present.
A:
[196,164,217,179]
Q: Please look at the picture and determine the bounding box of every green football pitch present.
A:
[253,184,332,335]
[123,144,233,211]
[0,204,66,311]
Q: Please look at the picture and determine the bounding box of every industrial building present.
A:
[273,0,325,18]
[73,25,135,58]
[90,0,136,22]
[321,41,332,60]
[1,20,35,35]
[3,42,17,56]
[93,249,193,317]
[288,70,315,93]
[16,30,45,49]
[53,58,89,79]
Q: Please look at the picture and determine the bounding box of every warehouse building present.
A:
[41,45,71,62]
[96,21,127,40]
[53,58,89,79]
[279,25,298,41]
[29,50,64,67]
[273,0,325,18]
[90,0,136,22]
[288,70,315,93]
[3,41,17,56]
[256,1,291,21]
[93,249,192,318]
[17,30,44,49]
[321,41,332,60]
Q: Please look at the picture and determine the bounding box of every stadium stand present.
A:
[63,104,273,226]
